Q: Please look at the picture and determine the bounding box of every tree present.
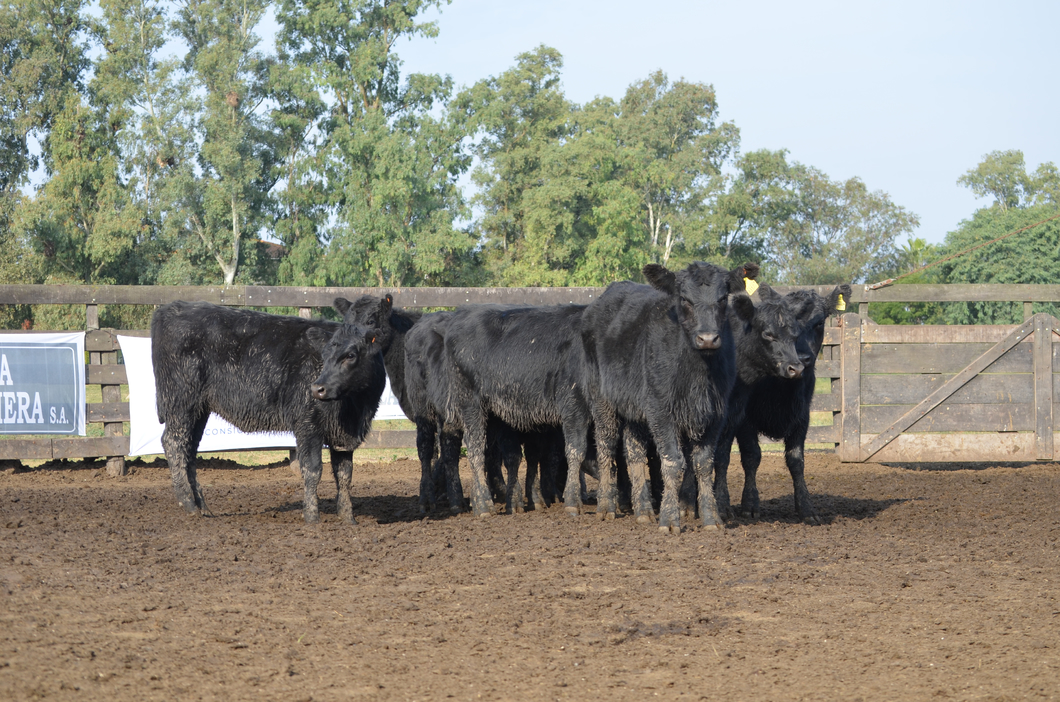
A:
[275,0,472,288]
[714,149,918,285]
[172,0,276,285]
[937,152,1060,324]
[867,237,944,325]
[455,44,572,285]
[956,150,1059,212]
[610,71,738,267]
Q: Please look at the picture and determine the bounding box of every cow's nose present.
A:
[785,362,804,379]
[311,384,328,400]
[694,333,721,350]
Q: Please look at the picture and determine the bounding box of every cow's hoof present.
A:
[802,513,823,526]
[564,506,580,517]
[659,524,680,535]
[635,514,653,525]
[303,512,321,524]
[699,522,719,531]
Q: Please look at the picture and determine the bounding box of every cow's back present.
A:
[151,301,339,431]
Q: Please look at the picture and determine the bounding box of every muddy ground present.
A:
[0,451,1057,701]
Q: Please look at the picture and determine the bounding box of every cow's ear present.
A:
[381,294,393,317]
[757,283,781,301]
[305,326,332,352]
[727,264,755,294]
[731,293,755,322]
[643,264,677,295]
[824,284,853,316]
[333,297,352,316]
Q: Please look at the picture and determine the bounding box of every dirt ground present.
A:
[0,451,1058,702]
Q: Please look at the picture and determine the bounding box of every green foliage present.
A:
[274,0,472,288]
[714,149,918,285]
[937,204,1060,324]
[956,150,1059,212]
[867,238,945,325]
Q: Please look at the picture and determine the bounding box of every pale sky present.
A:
[393,0,1060,245]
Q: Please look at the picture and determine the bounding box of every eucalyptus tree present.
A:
[172,0,276,285]
[274,0,472,288]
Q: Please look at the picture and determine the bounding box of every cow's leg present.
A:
[484,420,507,504]
[162,410,208,515]
[329,448,356,524]
[735,424,762,519]
[652,427,685,534]
[562,411,594,517]
[523,435,544,511]
[623,425,654,524]
[784,429,821,525]
[679,441,697,523]
[296,435,324,524]
[460,403,493,518]
[690,441,722,530]
[439,426,465,514]
[416,418,438,513]
[713,424,737,520]
[498,429,524,514]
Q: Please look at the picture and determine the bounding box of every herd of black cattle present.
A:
[150,261,851,533]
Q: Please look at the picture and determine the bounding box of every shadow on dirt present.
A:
[724,493,906,527]
[885,461,1040,472]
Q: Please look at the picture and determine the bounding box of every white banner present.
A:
[0,332,86,436]
[118,335,406,457]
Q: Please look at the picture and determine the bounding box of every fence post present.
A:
[839,312,862,462]
[1033,314,1054,460]
[1024,301,1033,321]
[86,305,127,476]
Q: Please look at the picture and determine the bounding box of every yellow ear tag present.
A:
[743,277,759,295]
[836,294,846,311]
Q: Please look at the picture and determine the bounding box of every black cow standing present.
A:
[334,294,421,419]
[713,284,851,524]
[404,311,466,514]
[151,300,385,524]
[582,262,753,533]
[444,304,594,518]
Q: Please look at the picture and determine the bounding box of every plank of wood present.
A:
[861,342,1032,375]
[87,364,128,384]
[815,360,840,379]
[860,284,1060,303]
[861,403,1034,433]
[810,393,840,412]
[87,402,130,423]
[360,430,418,449]
[1033,317,1055,459]
[840,313,862,462]
[859,432,1038,463]
[861,373,1033,406]
[0,439,55,459]
[862,324,1021,344]
[52,437,129,459]
[859,316,1038,462]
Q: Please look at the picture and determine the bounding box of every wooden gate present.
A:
[839,312,1059,462]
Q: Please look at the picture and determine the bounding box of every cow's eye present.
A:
[343,352,358,364]
[762,331,776,342]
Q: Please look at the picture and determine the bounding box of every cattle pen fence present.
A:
[2,282,1060,476]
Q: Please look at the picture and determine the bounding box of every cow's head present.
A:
[736,283,805,380]
[333,294,394,350]
[784,283,852,368]
[308,323,383,401]
[643,261,754,352]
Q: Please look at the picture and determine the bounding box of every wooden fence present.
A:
[0,283,1057,474]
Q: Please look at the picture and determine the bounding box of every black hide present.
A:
[151,300,385,524]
